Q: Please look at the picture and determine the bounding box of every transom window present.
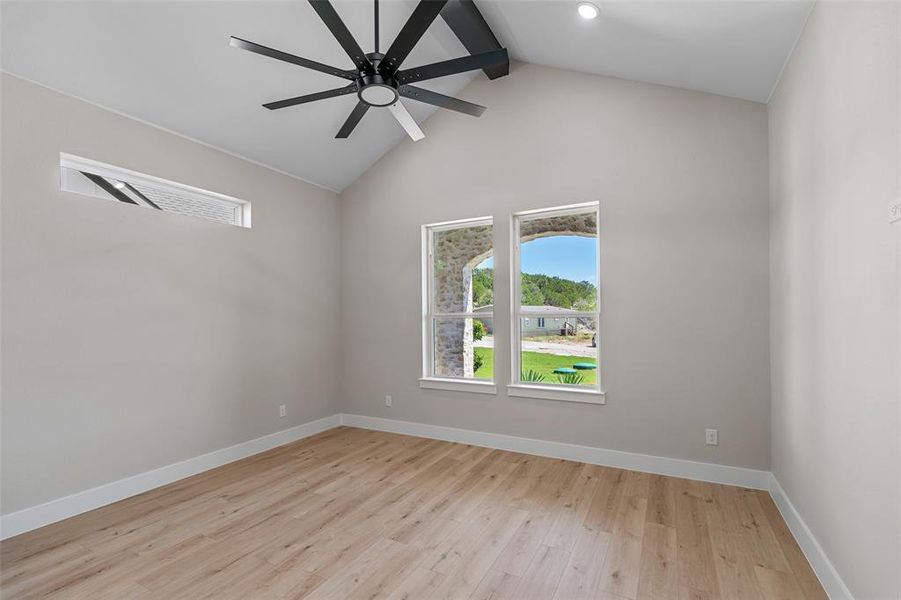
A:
[59,153,251,228]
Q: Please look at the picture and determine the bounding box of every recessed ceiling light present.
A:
[577,2,599,19]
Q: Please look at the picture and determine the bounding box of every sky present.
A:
[476,236,597,284]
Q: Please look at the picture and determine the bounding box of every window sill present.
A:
[420,378,497,395]
[507,384,606,404]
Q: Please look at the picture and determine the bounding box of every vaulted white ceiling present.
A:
[1,1,811,191]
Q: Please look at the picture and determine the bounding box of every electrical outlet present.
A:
[385,395,392,407]
[890,199,901,224]
[705,428,718,446]
[279,404,286,418]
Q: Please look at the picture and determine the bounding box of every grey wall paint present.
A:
[1,74,341,514]
[339,63,771,470]
[768,3,901,598]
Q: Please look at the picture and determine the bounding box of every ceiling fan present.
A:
[230,0,508,141]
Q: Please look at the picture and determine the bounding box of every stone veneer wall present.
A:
[431,213,596,377]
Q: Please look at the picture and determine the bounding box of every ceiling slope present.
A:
[1,1,811,191]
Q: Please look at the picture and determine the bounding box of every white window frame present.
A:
[509,202,604,404]
[420,216,496,394]
[59,153,252,228]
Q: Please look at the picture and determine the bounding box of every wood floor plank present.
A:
[0,427,826,600]
[544,463,603,551]
[646,475,676,527]
[512,544,571,600]
[236,561,324,600]
[469,568,522,600]
[303,537,410,600]
[490,511,556,577]
[426,505,528,595]
[703,485,761,600]
[599,492,648,598]
[753,491,827,600]
[584,467,629,534]
[735,488,792,573]
[636,522,678,600]
[674,480,721,597]
[753,565,806,600]
[385,566,447,600]
[553,524,611,600]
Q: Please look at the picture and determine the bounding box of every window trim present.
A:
[420,377,497,394]
[59,153,252,228]
[507,383,604,404]
[421,216,495,389]
[509,202,605,403]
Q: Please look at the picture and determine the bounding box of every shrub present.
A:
[557,372,585,385]
[473,350,484,372]
[521,368,546,383]
[473,319,486,341]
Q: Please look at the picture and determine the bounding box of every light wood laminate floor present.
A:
[1,427,825,599]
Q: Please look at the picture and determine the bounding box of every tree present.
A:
[521,279,545,305]
[471,267,597,310]
[572,297,597,311]
[471,268,494,307]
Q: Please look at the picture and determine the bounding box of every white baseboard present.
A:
[340,413,771,490]
[0,410,841,600]
[768,475,854,600]
[0,414,341,540]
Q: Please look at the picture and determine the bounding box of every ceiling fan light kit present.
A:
[231,0,509,141]
[358,70,399,107]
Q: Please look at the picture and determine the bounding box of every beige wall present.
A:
[0,74,341,514]
[768,2,901,598]
[339,63,771,470]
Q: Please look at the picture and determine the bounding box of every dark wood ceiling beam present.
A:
[439,0,508,80]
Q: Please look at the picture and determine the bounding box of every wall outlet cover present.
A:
[890,199,901,224]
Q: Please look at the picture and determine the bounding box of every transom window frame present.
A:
[420,215,497,394]
[509,202,605,404]
[59,153,252,228]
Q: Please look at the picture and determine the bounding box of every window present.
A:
[59,153,251,228]
[421,217,495,392]
[510,203,602,403]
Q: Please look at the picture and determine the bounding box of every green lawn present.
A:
[473,347,597,385]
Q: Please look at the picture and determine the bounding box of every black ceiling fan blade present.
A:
[308,0,372,73]
[396,48,507,84]
[229,37,357,80]
[380,0,449,74]
[263,84,357,110]
[439,0,508,80]
[336,102,371,138]
[399,85,485,117]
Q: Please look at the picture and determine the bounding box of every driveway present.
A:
[473,335,596,358]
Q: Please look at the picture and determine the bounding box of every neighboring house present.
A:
[474,305,590,337]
